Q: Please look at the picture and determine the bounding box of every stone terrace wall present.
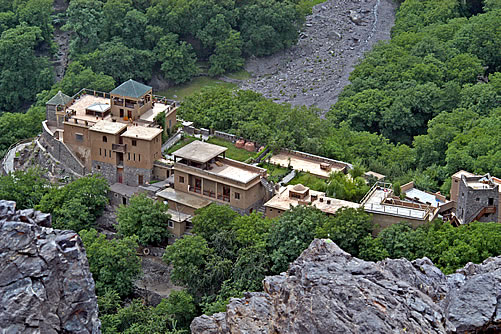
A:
[282,148,353,170]
[41,121,87,176]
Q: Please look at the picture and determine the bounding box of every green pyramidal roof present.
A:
[46,91,72,106]
[110,79,152,99]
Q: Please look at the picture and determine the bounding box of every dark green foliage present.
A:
[80,228,141,298]
[81,39,154,83]
[267,205,329,273]
[37,175,109,232]
[360,220,501,274]
[325,171,370,202]
[0,106,44,158]
[117,193,171,246]
[0,25,53,112]
[0,168,50,209]
[316,208,373,257]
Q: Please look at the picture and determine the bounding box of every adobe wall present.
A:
[41,121,86,176]
[282,149,353,171]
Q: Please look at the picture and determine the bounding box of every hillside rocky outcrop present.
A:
[0,200,100,334]
[191,239,501,334]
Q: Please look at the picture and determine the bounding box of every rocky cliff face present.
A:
[0,200,100,334]
[191,239,501,334]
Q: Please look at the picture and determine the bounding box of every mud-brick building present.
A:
[42,79,177,186]
[157,141,274,218]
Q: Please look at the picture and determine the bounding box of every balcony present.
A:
[112,143,127,153]
[217,194,230,202]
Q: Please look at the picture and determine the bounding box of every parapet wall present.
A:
[282,148,353,170]
[41,121,87,176]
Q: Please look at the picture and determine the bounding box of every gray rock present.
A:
[191,239,501,334]
[0,200,100,334]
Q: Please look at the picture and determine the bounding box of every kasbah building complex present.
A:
[42,79,500,237]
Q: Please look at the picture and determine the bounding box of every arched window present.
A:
[103,135,107,142]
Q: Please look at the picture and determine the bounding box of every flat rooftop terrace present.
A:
[270,152,345,179]
[363,188,430,220]
[173,141,227,164]
[157,187,211,210]
[209,161,261,184]
[66,94,170,125]
[404,188,445,208]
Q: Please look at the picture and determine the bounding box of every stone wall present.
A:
[124,165,152,187]
[457,177,499,224]
[41,121,87,176]
[92,160,116,185]
[0,200,100,334]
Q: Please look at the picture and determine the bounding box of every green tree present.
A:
[316,208,373,257]
[63,0,105,54]
[16,0,54,43]
[80,228,141,298]
[208,30,244,76]
[155,290,197,329]
[267,205,328,273]
[37,175,109,232]
[0,168,51,209]
[154,33,198,84]
[0,25,53,112]
[191,204,238,242]
[117,193,171,246]
[325,171,370,202]
[82,40,154,83]
[163,235,231,300]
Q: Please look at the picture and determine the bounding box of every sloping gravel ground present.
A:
[240,0,397,113]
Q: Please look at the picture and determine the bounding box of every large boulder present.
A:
[191,239,501,334]
[0,200,100,334]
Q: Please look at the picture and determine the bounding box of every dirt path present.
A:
[239,0,397,113]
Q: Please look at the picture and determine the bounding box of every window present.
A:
[122,197,127,205]
[138,154,141,162]
[103,135,107,143]
[75,133,83,142]
[168,221,174,228]
[120,109,124,117]
[132,139,137,146]
[489,198,494,206]
[476,198,480,202]
[179,176,184,183]
[128,153,130,160]
[99,148,102,156]
[133,153,136,161]
[235,192,240,200]
[138,175,143,185]
[97,165,101,170]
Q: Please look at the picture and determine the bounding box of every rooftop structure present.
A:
[173,141,228,164]
[121,126,163,141]
[452,172,500,225]
[401,181,447,208]
[361,182,440,230]
[110,79,152,99]
[264,184,360,218]
[46,91,72,106]
[89,120,127,135]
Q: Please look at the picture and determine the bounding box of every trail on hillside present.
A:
[239,0,397,113]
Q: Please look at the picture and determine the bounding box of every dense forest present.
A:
[0,0,500,332]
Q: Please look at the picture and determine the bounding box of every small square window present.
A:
[235,192,240,200]
[132,139,137,146]
[103,135,107,143]
[97,165,101,170]
[489,198,494,206]
[179,176,184,183]
[168,221,174,228]
[75,133,83,142]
